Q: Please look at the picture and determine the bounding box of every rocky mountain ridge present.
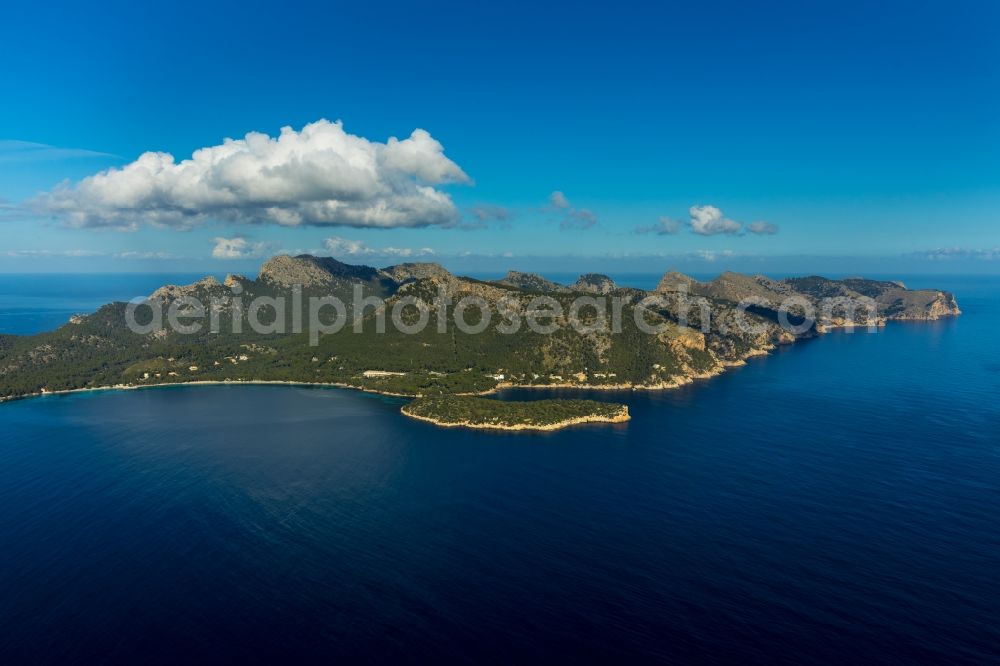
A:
[0,254,960,406]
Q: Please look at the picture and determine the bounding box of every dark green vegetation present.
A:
[403,395,629,429]
[0,255,960,407]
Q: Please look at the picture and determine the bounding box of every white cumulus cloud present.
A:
[689,205,742,236]
[212,237,269,259]
[323,235,435,258]
[33,120,470,230]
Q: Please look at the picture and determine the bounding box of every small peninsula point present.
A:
[402,396,630,431]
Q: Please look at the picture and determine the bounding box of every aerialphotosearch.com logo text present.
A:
[124,283,881,346]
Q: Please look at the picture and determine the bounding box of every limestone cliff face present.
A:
[930,292,962,318]
[572,273,617,295]
[887,290,962,320]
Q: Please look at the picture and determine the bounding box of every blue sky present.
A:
[1,0,998,274]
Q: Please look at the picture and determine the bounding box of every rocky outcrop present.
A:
[148,276,221,303]
[381,262,453,284]
[885,290,961,320]
[258,255,337,288]
[497,271,567,293]
[656,271,699,293]
[258,254,397,301]
[572,273,617,294]
[397,272,512,302]
[655,271,960,324]
[258,254,389,288]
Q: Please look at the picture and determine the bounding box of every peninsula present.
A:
[0,254,960,430]
[402,396,630,431]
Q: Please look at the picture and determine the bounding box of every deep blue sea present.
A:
[1,274,1000,663]
[0,274,222,335]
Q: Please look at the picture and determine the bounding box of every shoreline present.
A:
[0,379,416,405]
[400,404,631,432]
[0,344,773,406]
[0,317,955,409]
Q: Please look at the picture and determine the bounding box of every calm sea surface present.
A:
[1,274,999,662]
[0,274,219,335]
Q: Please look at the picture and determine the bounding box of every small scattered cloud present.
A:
[469,204,510,223]
[0,198,26,222]
[212,237,270,259]
[323,236,369,255]
[692,249,736,262]
[549,191,570,209]
[31,120,470,230]
[3,249,103,258]
[0,140,120,164]
[115,250,175,259]
[2,248,175,259]
[323,235,435,258]
[380,247,435,257]
[635,216,682,235]
[561,208,597,230]
[450,220,488,231]
[689,205,742,236]
[912,247,1000,261]
[548,191,597,230]
[635,207,776,238]
[746,220,779,235]
[449,204,512,230]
